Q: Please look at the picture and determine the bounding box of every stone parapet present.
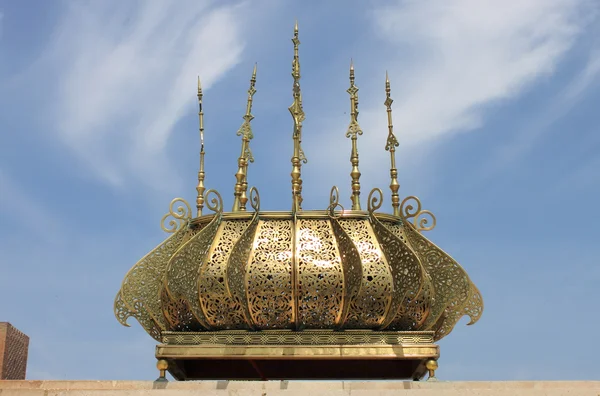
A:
[1,381,599,395]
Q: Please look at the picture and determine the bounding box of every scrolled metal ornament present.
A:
[367,188,384,213]
[400,195,436,232]
[249,186,260,212]
[299,147,308,164]
[161,198,192,233]
[414,210,436,232]
[204,189,223,214]
[400,196,422,220]
[327,185,345,216]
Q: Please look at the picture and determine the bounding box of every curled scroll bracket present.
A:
[400,195,436,232]
[250,186,261,212]
[327,185,345,216]
[367,188,383,213]
[205,189,224,214]
[161,198,192,233]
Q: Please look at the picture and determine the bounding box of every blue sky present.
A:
[1,0,599,381]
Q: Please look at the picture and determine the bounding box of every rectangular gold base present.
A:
[156,331,439,381]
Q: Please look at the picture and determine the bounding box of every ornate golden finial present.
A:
[289,21,307,212]
[346,60,363,210]
[196,76,206,217]
[385,72,400,216]
[232,64,257,212]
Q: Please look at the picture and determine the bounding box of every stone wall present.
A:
[0,322,29,380]
[0,381,599,395]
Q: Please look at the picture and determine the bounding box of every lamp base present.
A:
[155,330,439,381]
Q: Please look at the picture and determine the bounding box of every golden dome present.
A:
[113,23,482,349]
[115,187,482,342]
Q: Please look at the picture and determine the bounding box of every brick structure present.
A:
[0,322,29,380]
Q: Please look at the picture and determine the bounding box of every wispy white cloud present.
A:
[564,48,600,100]
[305,0,597,198]
[40,1,247,190]
[477,47,600,180]
[367,0,596,145]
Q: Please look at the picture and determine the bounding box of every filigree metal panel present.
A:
[114,227,190,341]
[161,330,435,345]
[198,220,250,329]
[338,219,392,328]
[226,213,260,328]
[163,218,221,330]
[329,217,363,328]
[399,222,482,340]
[371,217,429,330]
[247,219,294,329]
[296,219,344,328]
[116,208,482,341]
[115,27,485,351]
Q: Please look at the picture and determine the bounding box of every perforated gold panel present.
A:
[247,220,294,329]
[329,217,363,328]
[296,219,344,328]
[163,218,220,331]
[338,219,392,328]
[226,213,260,328]
[115,227,191,341]
[371,217,428,330]
[161,225,208,331]
[400,222,482,340]
[161,330,435,345]
[198,220,250,329]
[116,206,482,341]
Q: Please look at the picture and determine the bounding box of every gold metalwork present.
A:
[327,195,362,329]
[204,189,223,213]
[367,187,384,213]
[199,219,251,329]
[157,343,438,360]
[115,199,193,341]
[233,65,257,212]
[346,60,363,210]
[385,220,482,340]
[400,196,437,232]
[368,189,429,330]
[426,359,438,381]
[248,219,294,328]
[338,217,392,328]
[289,21,307,212]
[160,198,192,233]
[156,359,168,382]
[115,23,484,364]
[384,72,401,216]
[161,330,434,345]
[117,208,482,340]
[161,224,208,332]
[296,218,344,328]
[196,77,206,217]
[227,187,261,328]
[163,195,223,330]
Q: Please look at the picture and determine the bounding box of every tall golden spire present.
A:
[196,76,206,217]
[289,20,307,212]
[232,64,257,212]
[384,72,400,216]
[346,60,363,210]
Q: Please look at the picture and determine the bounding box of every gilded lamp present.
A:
[114,22,483,381]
